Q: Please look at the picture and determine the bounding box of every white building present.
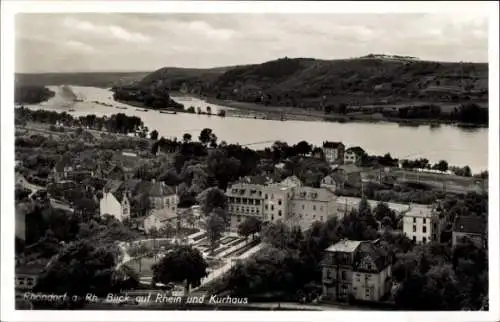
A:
[288,186,338,230]
[100,182,131,222]
[226,183,265,230]
[227,176,339,231]
[402,204,443,244]
[100,179,177,223]
[322,141,345,164]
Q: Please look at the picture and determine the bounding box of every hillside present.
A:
[15,72,150,89]
[130,56,486,105]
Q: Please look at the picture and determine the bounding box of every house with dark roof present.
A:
[321,239,393,303]
[452,215,486,248]
[100,179,178,222]
[52,156,74,182]
[344,146,366,165]
[322,141,345,164]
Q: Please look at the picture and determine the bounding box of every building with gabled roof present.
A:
[99,179,178,222]
[321,239,393,303]
[344,146,366,165]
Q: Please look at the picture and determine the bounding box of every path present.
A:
[191,243,264,292]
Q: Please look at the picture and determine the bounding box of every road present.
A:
[17,175,74,212]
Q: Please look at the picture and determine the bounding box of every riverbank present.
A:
[170,92,488,128]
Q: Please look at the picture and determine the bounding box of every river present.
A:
[25,85,488,172]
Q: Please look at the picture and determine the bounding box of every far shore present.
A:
[169,92,489,129]
[72,92,488,129]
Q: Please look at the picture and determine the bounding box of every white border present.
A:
[1,1,499,322]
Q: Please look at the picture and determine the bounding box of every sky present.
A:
[15,12,489,73]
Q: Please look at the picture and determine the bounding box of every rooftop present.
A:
[326,240,363,253]
[345,146,365,155]
[323,141,344,149]
[453,215,485,235]
[293,186,335,202]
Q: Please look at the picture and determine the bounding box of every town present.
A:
[14,106,488,311]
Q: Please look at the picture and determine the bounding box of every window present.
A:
[271,215,274,221]
[320,216,324,221]
[299,214,303,219]
[278,199,282,205]
[423,218,426,224]
[271,194,274,199]
[413,217,416,223]
[413,225,416,232]
[237,216,241,222]
[302,205,305,210]
[423,226,427,233]
[278,210,282,216]
[313,205,316,211]
[412,236,416,243]
[265,205,268,210]
[256,209,259,214]
[271,205,274,211]
[265,194,268,199]
[326,269,333,279]
[433,223,437,230]
[422,237,427,244]
[320,206,323,211]
[313,214,316,219]
[341,271,347,280]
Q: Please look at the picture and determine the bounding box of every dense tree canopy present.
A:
[152,245,208,293]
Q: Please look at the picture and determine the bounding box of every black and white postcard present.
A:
[1,1,499,322]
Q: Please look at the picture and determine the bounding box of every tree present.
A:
[205,212,226,254]
[295,141,312,156]
[182,133,192,143]
[152,245,208,294]
[237,217,262,241]
[199,128,215,145]
[197,187,227,219]
[433,160,449,172]
[35,240,121,306]
[150,129,159,141]
[262,221,291,249]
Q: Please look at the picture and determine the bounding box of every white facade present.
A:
[227,177,339,231]
[324,148,338,164]
[227,183,265,231]
[99,192,130,222]
[402,206,442,244]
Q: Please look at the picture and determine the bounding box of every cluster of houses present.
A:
[321,141,365,166]
[15,144,487,305]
